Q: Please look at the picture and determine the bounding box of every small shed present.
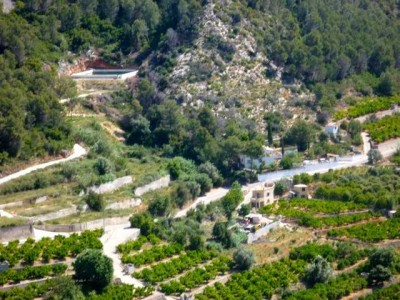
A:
[325,122,339,138]
[0,261,9,273]
[124,263,135,275]
[291,184,309,199]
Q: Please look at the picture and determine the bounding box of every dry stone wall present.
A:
[33,216,130,233]
[0,225,32,242]
[30,207,78,222]
[134,175,170,197]
[106,198,141,210]
[89,176,133,194]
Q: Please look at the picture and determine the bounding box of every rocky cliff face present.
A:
[166,1,314,128]
[58,51,121,76]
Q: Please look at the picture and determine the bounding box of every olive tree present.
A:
[305,256,333,286]
[368,149,383,165]
[233,248,255,270]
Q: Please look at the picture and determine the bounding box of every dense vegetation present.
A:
[195,259,306,300]
[73,249,113,291]
[0,9,77,164]
[364,114,400,143]
[362,283,400,299]
[328,217,400,242]
[217,0,400,110]
[285,272,368,300]
[0,229,103,267]
[121,100,265,178]
[0,0,203,164]
[290,242,370,270]
[3,0,400,164]
[314,167,400,210]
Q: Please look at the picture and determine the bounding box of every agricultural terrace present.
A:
[0,281,154,299]
[132,249,219,284]
[0,229,103,266]
[334,96,400,120]
[0,116,166,224]
[328,217,400,242]
[361,283,400,299]
[312,167,400,210]
[364,114,400,143]
[195,242,400,300]
[0,230,102,287]
[260,199,379,228]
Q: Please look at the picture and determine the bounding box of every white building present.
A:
[240,146,282,169]
[291,184,310,199]
[250,183,275,208]
[325,122,339,138]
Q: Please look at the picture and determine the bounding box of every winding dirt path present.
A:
[59,90,112,104]
[0,144,87,186]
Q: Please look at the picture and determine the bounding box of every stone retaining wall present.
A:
[33,216,130,233]
[89,176,133,194]
[0,225,32,242]
[30,207,78,222]
[135,175,170,197]
[247,221,281,244]
[106,198,141,210]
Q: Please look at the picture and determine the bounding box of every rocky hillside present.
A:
[166,2,315,128]
[0,0,14,13]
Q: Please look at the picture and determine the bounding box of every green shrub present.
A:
[85,191,106,212]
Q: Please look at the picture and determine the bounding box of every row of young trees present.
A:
[334,96,400,120]
[299,211,380,229]
[117,234,160,254]
[261,199,367,217]
[328,217,400,242]
[0,264,67,286]
[160,256,231,295]
[132,249,218,284]
[121,243,184,266]
[364,114,400,143]
[195,259,306,300]
[0,229,103,266]
[362,282,400,299]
